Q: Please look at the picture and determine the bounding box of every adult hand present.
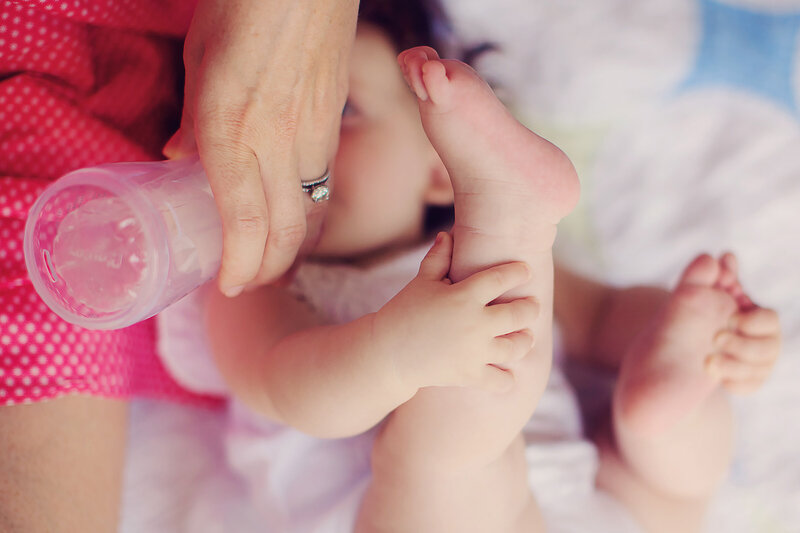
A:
[164,0,359,296]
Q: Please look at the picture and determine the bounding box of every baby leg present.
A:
[596,254,769,532]
[356,48,579,533]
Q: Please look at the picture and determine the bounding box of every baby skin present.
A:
[597,253,781,533]
[356,48,579,532]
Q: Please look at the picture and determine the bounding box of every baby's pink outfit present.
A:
[0,0,218,407]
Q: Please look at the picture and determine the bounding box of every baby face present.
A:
[311,25,451,261]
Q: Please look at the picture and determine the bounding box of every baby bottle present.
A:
[24,156,222,330]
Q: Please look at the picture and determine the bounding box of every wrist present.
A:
[366,311,418,401]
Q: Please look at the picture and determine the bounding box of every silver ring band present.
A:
[300,169,330,203]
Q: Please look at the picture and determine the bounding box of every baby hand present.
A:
[373,232,538,394]
[706,253,782,394]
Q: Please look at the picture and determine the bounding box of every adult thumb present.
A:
[164,31,201,160]
[163,124,198,160]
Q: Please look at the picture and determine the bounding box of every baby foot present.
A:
[615,254,780,437]
[615,254,735,437]
[397,47,580,264]
[707,253,782,395]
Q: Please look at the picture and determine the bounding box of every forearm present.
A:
[250,315,416,439]
[205,284,414,439]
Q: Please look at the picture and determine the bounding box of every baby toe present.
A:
[734,307,781,337]
[707,353,772,383]
[715,264,737,293]
[420,59,450,105]
[402,49,430,101]
[679,254,720,288]
[715,331,781,364]
[722,377,767,395]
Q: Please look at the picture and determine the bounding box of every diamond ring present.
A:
[300,169,331,203]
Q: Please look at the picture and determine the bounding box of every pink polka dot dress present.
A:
[0,0,220,407]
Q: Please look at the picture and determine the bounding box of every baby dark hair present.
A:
[358,0,457,236]
[358,0,453,60]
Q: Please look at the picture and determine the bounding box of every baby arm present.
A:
[205,233,536,439]
[204,277,412,439]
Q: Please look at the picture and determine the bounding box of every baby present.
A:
[201,2,782,532]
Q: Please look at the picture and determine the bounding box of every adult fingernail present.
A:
[223,285,245,298]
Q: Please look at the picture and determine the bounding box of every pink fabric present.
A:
[0,0,221,407]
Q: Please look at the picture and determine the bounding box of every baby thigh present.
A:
[594,424,713,533]
[356,350,550,533]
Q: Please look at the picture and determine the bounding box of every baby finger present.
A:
[475,365,515,394]
[492,329,535,364]
[714,331,781,364]
[461,262,531,304]
[489,297,540,334]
